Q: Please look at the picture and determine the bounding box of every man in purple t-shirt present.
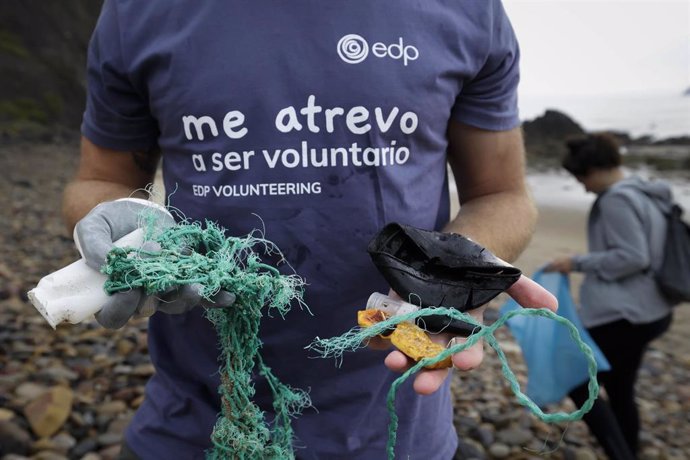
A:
[65,1,557,458]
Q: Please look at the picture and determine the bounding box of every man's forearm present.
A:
[444,189,537,263]
[62,180,148,232]
[63,137,160,232]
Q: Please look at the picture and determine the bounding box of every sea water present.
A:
[519,91,690,139]
[526,170,690,213]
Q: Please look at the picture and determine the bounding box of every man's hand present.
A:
[379,274,557,394]
[373,122,557,394]
[75,198,235,329]
[544,256,575,274]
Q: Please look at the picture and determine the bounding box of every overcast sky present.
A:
[503,0,690,96]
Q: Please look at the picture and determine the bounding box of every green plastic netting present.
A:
[308,307,600,460]
[102,220,310,459]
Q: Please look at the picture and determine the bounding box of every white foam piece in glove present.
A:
[28,228,145,329]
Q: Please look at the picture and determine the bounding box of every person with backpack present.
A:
[546,133,675,459]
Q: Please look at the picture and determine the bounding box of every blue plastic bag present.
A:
[500,269,610,407]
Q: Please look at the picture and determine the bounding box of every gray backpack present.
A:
[653,201,690,303]
[617,185,690,304]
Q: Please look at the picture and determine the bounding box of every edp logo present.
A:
[337,34,419,66]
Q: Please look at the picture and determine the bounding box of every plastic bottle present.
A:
[366,292,420,318]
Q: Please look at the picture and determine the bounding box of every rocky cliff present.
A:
[522,109,586,161]
[0,1,102,139]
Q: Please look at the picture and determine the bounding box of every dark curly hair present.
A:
[562,133,621,177]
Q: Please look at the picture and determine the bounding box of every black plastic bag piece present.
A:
[368,223,522,335]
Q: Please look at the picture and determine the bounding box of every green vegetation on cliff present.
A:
[0,1,102,139]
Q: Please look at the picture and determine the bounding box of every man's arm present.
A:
[384,121,554,395]
[445,121,536,262]
[63,136,161,232]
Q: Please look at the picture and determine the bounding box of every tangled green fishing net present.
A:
[309,306,601,460]
[102,220,310,459]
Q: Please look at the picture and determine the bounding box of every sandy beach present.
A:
[1,142,688,459]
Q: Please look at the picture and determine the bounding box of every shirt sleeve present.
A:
[81,0,159,151]
[571,194,651,281]
[451,0,520,131]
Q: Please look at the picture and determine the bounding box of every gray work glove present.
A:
[74,198,236,329]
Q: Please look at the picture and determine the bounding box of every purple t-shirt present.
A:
[83,1,520,458]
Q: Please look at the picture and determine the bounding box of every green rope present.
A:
[103,220,311,459]
[309,307,600,460]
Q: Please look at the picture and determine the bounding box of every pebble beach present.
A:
[1,141,688,459]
